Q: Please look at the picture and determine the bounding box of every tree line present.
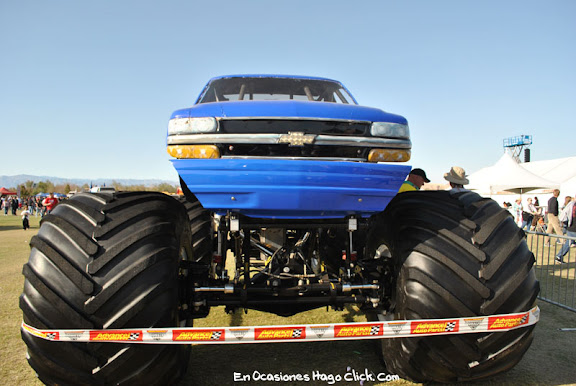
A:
[14,180,180,196]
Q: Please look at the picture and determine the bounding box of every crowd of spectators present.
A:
[1,194,63,220]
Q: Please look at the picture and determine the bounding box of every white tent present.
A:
[521,156,576,196]
[559,174,576,196]
[468,153,560,195]
[521,156,576,182]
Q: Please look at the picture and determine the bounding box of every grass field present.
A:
[1,213,575,385]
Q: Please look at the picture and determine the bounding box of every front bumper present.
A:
[167,133,411,149]
[173,159,410,219]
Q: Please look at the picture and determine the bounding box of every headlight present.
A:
[168,117,218,135]
[370,122,410,139]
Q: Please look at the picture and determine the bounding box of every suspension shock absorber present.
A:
[345,215,358,279]
[212,215,228,280]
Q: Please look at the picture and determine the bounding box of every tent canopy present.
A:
[468,153,560,195]
[521,156,576,184]
[0,187,17,195]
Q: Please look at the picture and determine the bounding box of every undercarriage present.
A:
[186,215,389,318]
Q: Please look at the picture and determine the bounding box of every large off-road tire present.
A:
[366,190,539,383]
[178,195,213,264]
[20,191,194,385]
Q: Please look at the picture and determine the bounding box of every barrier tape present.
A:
[21,306,539,345]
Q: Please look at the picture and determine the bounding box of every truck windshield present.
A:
[197,77,356,104]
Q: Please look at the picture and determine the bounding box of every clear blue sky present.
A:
[1,0,574,184]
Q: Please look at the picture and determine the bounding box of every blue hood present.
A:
[170,101,407,124]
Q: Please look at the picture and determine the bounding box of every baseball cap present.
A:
[409,168,430,183]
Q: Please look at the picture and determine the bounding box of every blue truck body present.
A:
[173,158,409,218]
[169,75,411,219]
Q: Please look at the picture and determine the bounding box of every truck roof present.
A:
[206,74,342,83]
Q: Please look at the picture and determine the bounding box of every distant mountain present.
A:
[0,174,178,189]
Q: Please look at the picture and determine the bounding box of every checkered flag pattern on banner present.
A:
[370,326,380,335]
[292,329,303,338]
[128,333,140,340]
[445,322,457,332]
[520,315,528,324]
[211,331,222,340]
[45,333,57,340]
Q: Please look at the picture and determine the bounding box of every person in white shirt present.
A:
[21,205,31,230]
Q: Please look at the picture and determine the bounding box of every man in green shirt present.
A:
[398,168,430,193]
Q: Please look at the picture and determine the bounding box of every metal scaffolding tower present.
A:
[503,135,532,162]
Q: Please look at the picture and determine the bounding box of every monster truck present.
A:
[20,75,538,384]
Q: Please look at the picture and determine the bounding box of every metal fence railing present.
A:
[525,231,576,313]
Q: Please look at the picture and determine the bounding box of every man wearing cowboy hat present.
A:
[398,168,430,193]
[444,166,469,193]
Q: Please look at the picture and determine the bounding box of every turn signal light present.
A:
[368,149,411,162]
[167,145,220,159]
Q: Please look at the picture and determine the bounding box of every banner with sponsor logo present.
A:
[21,306,539,344]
